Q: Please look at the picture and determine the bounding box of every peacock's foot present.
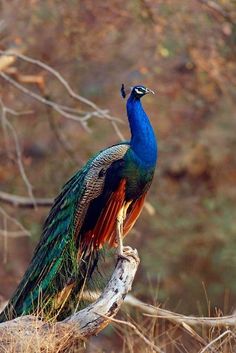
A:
[117,246,139,263]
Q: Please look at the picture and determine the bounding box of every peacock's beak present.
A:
[145,87,155,95]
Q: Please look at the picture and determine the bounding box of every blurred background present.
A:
[0,0,235,351]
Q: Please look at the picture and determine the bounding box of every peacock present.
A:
[0,84,158,322]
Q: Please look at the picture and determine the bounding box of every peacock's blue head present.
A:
[121,84,154,100]
[131,85,155,99]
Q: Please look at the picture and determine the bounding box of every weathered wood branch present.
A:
[124,294,236,328]
[0,191,53,208]
[0,248,139,352]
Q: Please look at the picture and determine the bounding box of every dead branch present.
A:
[0,50,125,138]
[0,71,91,131]
[0,50,120,120]
[61,290,236,329]
[124,294,236,328]
[0,191,53,208]
[0,98,36,204]
[0,248,139,352]
[0,206,31,262]
[0,206,30,235]
[0,229,30,238]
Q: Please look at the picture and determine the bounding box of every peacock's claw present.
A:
[117,246,139,263]
[117,252,131,262]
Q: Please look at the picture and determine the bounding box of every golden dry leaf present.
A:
[0,54,16,72]
[18,74,45,92]
[0,47,24,72]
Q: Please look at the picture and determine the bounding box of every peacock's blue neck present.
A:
[127,96,158,167]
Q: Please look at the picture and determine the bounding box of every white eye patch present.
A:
[134,87,145,95]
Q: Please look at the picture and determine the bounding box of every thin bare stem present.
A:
[0,51,118,116]
[199,330,235,353]
[0,72,90,125]
[0,206,30,235]
[0,191,53,208]
[0,99,35,205]
[0,206,30,262]
[0,51,123,119]
[99,314,165,353]
[125,295,236,328]
[0,229,30,238]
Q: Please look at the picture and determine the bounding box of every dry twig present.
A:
[0,191,53,208]
[0,50,125,137]
[0,98,35,204]
[0,229,30,238]
[0,206,31,263]
[125,295,236,328]
[101,314,165,353]
[199,329,236,353]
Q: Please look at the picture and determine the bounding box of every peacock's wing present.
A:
[0,143,130,321]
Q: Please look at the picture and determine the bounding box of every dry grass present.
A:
[85,295,236,353]
[1,313,233,353]
[93,315,236,353]
[0,294,236,353]
[0,315,84,353]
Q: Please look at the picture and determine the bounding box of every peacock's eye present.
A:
[134,87,145,95]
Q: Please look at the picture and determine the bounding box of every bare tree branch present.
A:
[0,206,31,237]
[0,99,36,205]
[0,191,53,208]
[0,50,125,137]
[0,230,30,238]
[0,71,90,131]
[0,206,31,262]
[124,294,236,328]
[69,291,236,329]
